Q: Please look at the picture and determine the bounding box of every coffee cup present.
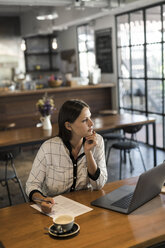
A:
[53,214,74,233]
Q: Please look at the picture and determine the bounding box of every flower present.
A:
[36,93,55,117]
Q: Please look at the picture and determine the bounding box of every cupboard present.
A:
[24,35,60,73]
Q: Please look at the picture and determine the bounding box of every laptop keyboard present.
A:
[111,192,134,209]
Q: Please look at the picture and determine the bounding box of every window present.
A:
[116,3,165,149]
[77,24,95,78]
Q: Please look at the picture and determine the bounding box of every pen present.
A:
[33,197,54,204]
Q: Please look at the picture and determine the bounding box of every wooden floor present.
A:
[0,141,165,208]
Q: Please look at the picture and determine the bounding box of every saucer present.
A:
[49,223,80,239]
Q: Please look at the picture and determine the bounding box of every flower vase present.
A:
[40,115,52,130]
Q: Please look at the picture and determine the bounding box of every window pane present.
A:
[132,79,145,111]
[148,114,163,148]
[119,79,131,108]
[86,26,95,50]
[132,111,146,143]
[86,40,94,50]
[163,44,165,76]
[79,52,95,77]
[118,47,130,78]
[78,41,87,52]
[87,51,96,70]
[78,26,87,52]
[130,11,144,45]
[77,24,95,77]
[163,5,165,41]
[146,43,162,78]
[79,52,88,77]
[164,80,165,114]
[78,25,95,51]
[117,15,129,46]
[131,45,144,77]
[147,80,162,113]
[77,25,87,39]
[146,6,161,43]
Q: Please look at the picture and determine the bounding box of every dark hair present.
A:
[58,99,89,143]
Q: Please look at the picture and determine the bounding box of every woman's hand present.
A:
[33,193,55,214]
[40,197,55,214]
[84,131,97,154]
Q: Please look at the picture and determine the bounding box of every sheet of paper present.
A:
[31,195,93,219]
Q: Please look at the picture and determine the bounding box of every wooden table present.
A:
[1,177,165,248]
[0,113,156,166]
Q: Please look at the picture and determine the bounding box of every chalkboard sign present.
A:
[95,28,113,73]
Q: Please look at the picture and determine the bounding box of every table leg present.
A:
[152,122,157,167]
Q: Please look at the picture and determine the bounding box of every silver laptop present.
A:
[91,162,165,214]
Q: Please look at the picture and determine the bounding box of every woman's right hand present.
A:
[32,193,55,214]
[40,197,55,214]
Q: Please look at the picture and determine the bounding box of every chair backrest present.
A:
[123,124,143,134]
[0,122,16,131]
[0,147,20,162]
[0,122,19,162]
[123,124,143,140]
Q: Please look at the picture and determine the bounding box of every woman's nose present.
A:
[88,119,93,127]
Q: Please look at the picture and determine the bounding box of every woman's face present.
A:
[69,107,94,138]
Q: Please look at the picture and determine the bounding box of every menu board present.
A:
[95,28,113,73]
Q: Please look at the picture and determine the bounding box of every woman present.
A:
[26,99,107,213]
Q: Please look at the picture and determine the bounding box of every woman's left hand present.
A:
[84,131,97,153]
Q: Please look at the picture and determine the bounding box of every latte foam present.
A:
[54,215,73,224]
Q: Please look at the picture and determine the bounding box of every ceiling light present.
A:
[52,38,58,50]
[36,12,58,21]
[21,39,26,51]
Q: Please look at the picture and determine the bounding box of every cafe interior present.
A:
[1,0,165,247]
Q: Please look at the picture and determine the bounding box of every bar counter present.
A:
[0,83,115,129]
[0,83,115,96]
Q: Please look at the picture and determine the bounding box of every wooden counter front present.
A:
[0,83,115,129]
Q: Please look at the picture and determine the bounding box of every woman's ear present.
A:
[65,121,72,131]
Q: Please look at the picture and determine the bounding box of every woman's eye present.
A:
[83,118,88,122]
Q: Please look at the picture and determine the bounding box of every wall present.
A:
[0,17,25,84]
[57,26,79,76]
[20,11,54,37]
[94,15,117,109]
[95,15,116,84]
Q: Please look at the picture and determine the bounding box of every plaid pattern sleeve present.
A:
[88,134,108,190]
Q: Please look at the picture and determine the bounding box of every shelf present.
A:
[24,35,59,73]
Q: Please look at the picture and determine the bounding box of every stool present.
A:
[102,132,124,159]
[106,124,146,179]
[0,149,27,205]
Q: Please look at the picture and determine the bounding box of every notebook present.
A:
[91,162,165,214]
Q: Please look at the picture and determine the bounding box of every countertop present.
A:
[0,83,115,97]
